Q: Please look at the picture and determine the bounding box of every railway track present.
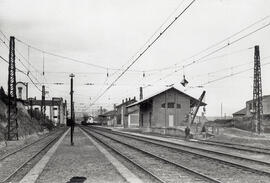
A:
[0,130,59,161]
[91,126,270,168]
[0,128,66,183]
[82,126,220,183]
[86,126,270,183]
[191,139,270,154]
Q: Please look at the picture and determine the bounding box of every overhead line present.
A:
[150,21,270,85]
[202,61,270,86]
[0,55,42,92]
[0,34,43,86]
[91,0,196,105]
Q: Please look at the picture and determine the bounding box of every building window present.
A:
[168,102,175,108]
[177,104,181,109]
[161,103,166,108]
[249,103,252,110]
[18,87,23,99]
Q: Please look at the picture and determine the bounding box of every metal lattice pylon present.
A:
[7,36,18,140]
[41,85,46,124]
[253,45,263,134]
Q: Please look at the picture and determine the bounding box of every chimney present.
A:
[113,104,116,109]
[122,99,124,103]
[134,96,136,100]
[140,87,143,100]
[128,97,131,101]
[125,98,128,102]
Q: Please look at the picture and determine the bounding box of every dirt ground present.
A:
[208,127,270,148]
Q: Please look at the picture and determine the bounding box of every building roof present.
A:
[127,87,207,108]
[99,110,116,117]
[115,98,137,108]
[246,95,270,103]
[232,108,246,116]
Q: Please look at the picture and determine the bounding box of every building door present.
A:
[169,115,174,127]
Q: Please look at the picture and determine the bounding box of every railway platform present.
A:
[19,127,141,183]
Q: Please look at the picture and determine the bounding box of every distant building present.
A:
[115,97,137,127]
[127,87,206,129]
[127,105,139,127]
[98,110,116,126]
[246,95,270,116]
[233,95,270,117]
[16,82,28,100]
[232,108,246,118]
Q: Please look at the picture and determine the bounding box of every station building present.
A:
[127,87,206,130]
[114,97,137,127]
[233,95,270,118]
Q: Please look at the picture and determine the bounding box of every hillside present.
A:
[0,87,54,141]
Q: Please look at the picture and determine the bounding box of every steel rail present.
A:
[89,126,270,177]
[0,130,59,161]
[193,139,270,154]
[81,127,166,183]
[0,129,66,183]
[83,127,221,183]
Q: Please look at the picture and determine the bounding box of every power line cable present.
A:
[149,21,270,86]
[91,0,196,105]
[0,55,42,92]
[0,31,43,77]
[110,0,186,77]
[0,34,43,85]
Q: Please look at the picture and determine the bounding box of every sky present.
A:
[0,0,270,116]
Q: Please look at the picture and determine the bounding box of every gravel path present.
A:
[36,127,127,183]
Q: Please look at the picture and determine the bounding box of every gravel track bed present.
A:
[195,139,270,153]
[7,133,63,183]
[0,129,64,182]
[105,129,270,173]
[92,136,160,183]
[89,130,211,183]
[0,131,53,157]
[93,129,270,183]
[172,140,270,163]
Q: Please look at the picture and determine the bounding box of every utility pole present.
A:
[253,45,263,134]
[70,73,75,145]
[7,36,18,140]
[221,103,223,119]
[41,85,46,124]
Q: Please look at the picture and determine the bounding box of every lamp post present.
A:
[70,73,75,145]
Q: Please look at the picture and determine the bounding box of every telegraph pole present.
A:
[7,36,18,140]
[70,73,75,145]
[253,45,263,134]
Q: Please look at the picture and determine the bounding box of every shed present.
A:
[232,108,246,118]
[127,87,206,128]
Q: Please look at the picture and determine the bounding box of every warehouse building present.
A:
[233,95,270,118]
[127,87,206,129]
[115,97,137,127]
